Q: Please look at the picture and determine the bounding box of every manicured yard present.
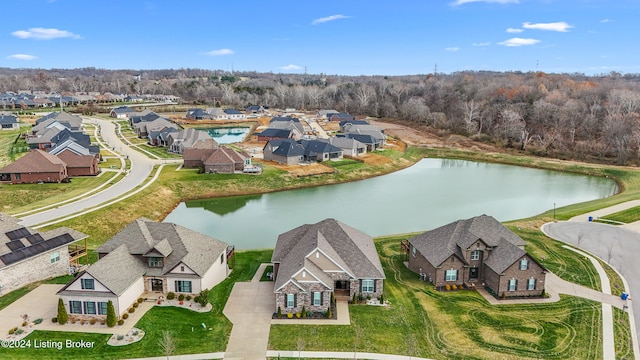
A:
[599,206,640,224]
[269,235,605,359]
[136,144,182,159]
[0,127,26,167]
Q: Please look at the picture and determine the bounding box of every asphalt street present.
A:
[19,117,160,227]
[543,221,640,343]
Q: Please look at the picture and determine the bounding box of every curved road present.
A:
[19,118,163,227]
[543,221,640,342]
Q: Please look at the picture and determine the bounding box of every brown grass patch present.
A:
[360,153,393,166]
[265,161,335,176]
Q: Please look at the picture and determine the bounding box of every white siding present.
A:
[168,262,196,275]
[65,273,111,292]
[116,277,145,316]
[200,251,229,291]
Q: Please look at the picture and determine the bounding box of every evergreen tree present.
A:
[57,298,68,325]
[106,300,116,327]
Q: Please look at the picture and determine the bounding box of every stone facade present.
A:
[0,247,70,294]
[275,282,332,315]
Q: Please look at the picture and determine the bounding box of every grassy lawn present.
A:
[1,172,119,215]
[260,265,274,282]
[269,235,604,359]
[599,206,640,224]
[99,157,122,169]
[1,249,271,359]
[136,144,182,159]
[0,128,26,167]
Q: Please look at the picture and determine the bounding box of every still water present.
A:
[164,158,617,249]
[202,127,250,144]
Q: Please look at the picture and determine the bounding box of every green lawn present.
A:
[1,250,272,359]
[99,157,122,169]
[0,128,25,167]
[136,144,182,159]
[269,235,604,359]
[599,206,640,224]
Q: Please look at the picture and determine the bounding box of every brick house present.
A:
[271,219,385,315]
[56,149,100,176]
[406,215,546,298]
[0,149,68,183]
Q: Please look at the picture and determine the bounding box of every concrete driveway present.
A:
[0,284,61,336]
[543,221,640,342]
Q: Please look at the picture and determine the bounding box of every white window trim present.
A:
[445,269,457,282]
[286,294,295,308]
[470,250,480,261]
[527,278,536,290]
[520,258,529,270]
[50,251,60,263]
[508,278,517,291]
[362,279,375,293]
[313,292,321,306]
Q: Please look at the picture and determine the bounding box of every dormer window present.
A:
[149,257,164,268]
[519,258,529,270]
[471,250,480,261]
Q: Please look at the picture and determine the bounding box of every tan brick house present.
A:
[407,215,546,298]
[271,219,385,315]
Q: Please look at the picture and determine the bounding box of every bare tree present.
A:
[158,331,176,359]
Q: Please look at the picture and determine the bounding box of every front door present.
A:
[151,279,163,292]
[469,267,479,279]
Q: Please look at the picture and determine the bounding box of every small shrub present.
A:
[366,295,371,300]
[167,292,175,300]
[452,284,457,290]
[133,302,139,308]
[357,293,364,303]
[287,313,293,319]
[122,313,129,319]
[445,284,451,291]
[326,307,332,319]
[186,295,192,301]
[89,318,96,325]
[137,298,144,304]
[80,320,86,325]
[33,318,43,325]
[194,295,201,304]
[117,335,124,341]
[117,319,124,326]
[57,298,68,325]
[15,329,24,335]
[132,330,139,336]
[22,321,27,327]
[295,312,301,318]
[277,306,282,318]
[100,320,105,325]
[128,307,135,313]
[178,294,185,301]
[378,294,384,304]
[330,292,335,305]
[301,306,307,318]
[351,293,357,304]
[51,317,58,323]
[106,300,116,328]
[8,327,17,335]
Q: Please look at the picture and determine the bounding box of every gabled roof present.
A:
[169,128,217,149]
[339,120,369,128]
[0,149,66,174]
[266,139,305,157]
[95,218,228,277]
[483,238,527,274]
[272,219,385,291]
[300,139,343,156]
[408,215,528,267]
[322,137,366,150]
[255,128,292,139]
[55,149,96,168]
[0,115,19,125]
[83,244,147,296]
[224,108,242,115]
[268,119,304,134]
[48,139,91,156]
[111,106,135,114]
[203,146,248,166]
[344,133,380,145]
[270,116,300,123]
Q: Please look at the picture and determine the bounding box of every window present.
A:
[445,269,457,282]
[520,259,529,270]
[508,279,517,291]
[527,278,536,291]
[313,292,321,306]
[81,278,95,290]
[361,279,374,293]
[286,294,295,308]
[84,301,96,315]
[50,251,60,263]
[70,301,82,314]
[180,266,184,272]
[412,246,416,257]
[149,257,164,268]
[470,250,480,261]
[98,302,108,315]
[220,253,224,264]
[175,280,192,293]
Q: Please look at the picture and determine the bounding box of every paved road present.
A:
[19,117,162,227]
[543,221,640,343]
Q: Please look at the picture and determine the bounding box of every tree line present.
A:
[2,68,640,165]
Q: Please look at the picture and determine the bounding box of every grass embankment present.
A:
[0,128,27,168]
[269,235,603,359]
[136,144,183,159]
[1,249,271,359]
[599,206,640,224]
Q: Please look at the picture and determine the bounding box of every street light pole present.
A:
[553,203,556,221]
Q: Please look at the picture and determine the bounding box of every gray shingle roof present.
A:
[408,215,527,267]
[272,219,385,291]
[483,238,527,274]
[86,244,147,296]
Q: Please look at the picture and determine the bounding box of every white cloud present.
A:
[205,49,234,56]
[11,27,81,40]
[600,18,613,23]
[452,0,519,6]
[498,37,540,47]
[7,54,37,60]
[472,42,491,46]
[445,47,460,52]
[522,21,573,32]
[311,14,350,25]
[506,28,523,33]
[280,64,302,71]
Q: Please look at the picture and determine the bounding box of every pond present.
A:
[164,158,618,249]
[201,127,250,144]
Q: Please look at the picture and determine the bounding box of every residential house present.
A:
[224,108,246,120]
[0,213,88,295]
[27,126,91,151]
[133,117,179,138]
[203,146,251,174]
[33,112,83,132]
[339,120,370,133]
[245,105,266,114]
[327,112,355,122]
[263,139,305,165]
[186,108,212,120]
[57,218,230,318]
[300,139,343,162]
[317,109,338,118]
[205,108,225,119]
[406,215,547,298]
[0,114,20,130]
[167,128,218,154]
[269,117,304,140]
[148,127,179,147]
[343,126,386,151]
[271,218,385,314]
[183,148,216,168]
[0,149,68,183]
[110,106,135,118]
[320,137,366,157]
[254,128,293,142]
[56,149,100,177]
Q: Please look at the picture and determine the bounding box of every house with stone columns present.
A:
[0,213,88,296]
[406,214,547,298]
[57,218,230,318]
[271,218,385,315]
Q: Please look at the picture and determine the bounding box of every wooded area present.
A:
[2,67,640,165]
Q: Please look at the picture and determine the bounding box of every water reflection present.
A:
[185,194,263,216]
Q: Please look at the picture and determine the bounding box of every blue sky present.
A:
[1,0,637,76]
